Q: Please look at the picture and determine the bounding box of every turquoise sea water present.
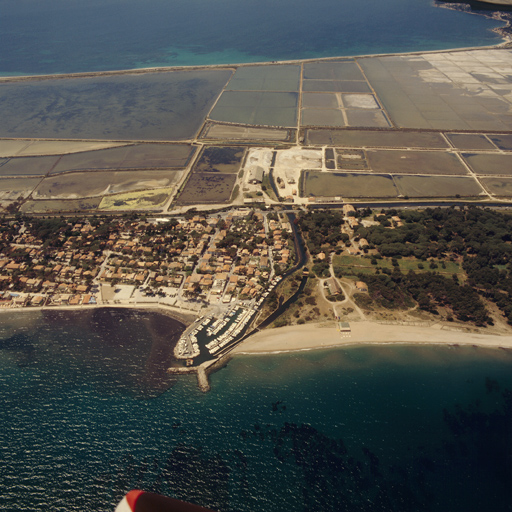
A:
[0,0,506,75]
[0,310,511,511]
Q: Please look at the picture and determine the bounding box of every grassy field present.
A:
[98,188,172,211]
[20,197,102,213]
[175,173,236,205]
[262,172,279,201]
[194,146,245,174]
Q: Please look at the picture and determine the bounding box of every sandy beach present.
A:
[232,321,512,354]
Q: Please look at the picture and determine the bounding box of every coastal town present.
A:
[0,208,300,358]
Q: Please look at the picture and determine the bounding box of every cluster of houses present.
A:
[0,221,102,307]
[178,212,293,302]
[0,209,295,308]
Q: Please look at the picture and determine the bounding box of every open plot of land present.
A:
[394,175,484,198]
[0,156,60,176]
[98,188,172,211]
[202,124,290,141]
[336,149,369,170]
[446,133,497,151]
[175,173,236,205]
[303,171,398,198]
[342,94,379,109]
[226,65,300,92]
[20,197,102,214]
[302,80,371,93]
[480,177,512,197]
[305,129,450,148]
[488,134,512,151]
[358,50,512,131]
[193,146,245,174]
[209,91,298,127]
[345,110,390,128]
[0,69,232,141]
[51,144,195,174]
[301,109,346,127]
[16,141,126,157]
[0,141,33,157]
[0,177,41,200]
[32,170,183,199]
[303,61,365,81]
[462,153,512,175]
[366,150,468,175]
[275,148,322,170]
[302,93,339,108]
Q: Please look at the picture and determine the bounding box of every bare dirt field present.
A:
[367,149,468,175]
[446,133,497,151]
[394,175,484,198]
[480,177,512,197]
[51,144,195,174]
[21,197,102,213]
[303,171,398,198]
[488,134,512,151]
[0,156,60,176]
[202,124,290,141]
[32,170,183,199]
[0,177,41,200]
[0,140,126,157]
[305,129,449,148]
[462,153,512,176]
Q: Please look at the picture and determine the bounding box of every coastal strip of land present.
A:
[232,321,512,354]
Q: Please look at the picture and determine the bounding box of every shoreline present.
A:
[3,304,512,353]
[3,304,512,391]
[232,321,512,354]
[0,40,511,83]
[0,302,196,327]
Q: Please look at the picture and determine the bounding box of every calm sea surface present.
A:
[0,2,511,510]
[0,309,511,511]
[0,0,505,75]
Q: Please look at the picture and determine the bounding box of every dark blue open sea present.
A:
[0,0,506,75]
[1,2,512,510]
[0,309,511,511]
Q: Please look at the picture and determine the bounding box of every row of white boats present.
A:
[174,315,212,359]
[174,275,283,359]
[205,307,255,355]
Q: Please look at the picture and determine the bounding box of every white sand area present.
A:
[232,321,512,354]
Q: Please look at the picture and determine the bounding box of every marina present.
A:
[174,277,283,363]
